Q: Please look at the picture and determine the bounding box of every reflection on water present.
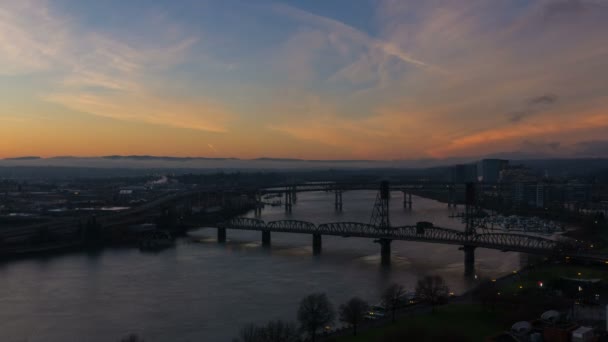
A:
[0,191,523,341]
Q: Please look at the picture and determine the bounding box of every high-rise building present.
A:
[477,159,509,183]
[449,163,477,183]
[536,183,545,208]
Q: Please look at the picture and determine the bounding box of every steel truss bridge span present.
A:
[219,218,563,255]
[260,182,456,194]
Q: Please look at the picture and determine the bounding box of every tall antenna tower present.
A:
[370,181,391,229]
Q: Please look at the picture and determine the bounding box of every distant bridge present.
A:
[260,181,456,193]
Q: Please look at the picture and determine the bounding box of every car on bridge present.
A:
[416,221,434,234]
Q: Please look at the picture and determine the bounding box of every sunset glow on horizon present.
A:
[1,0,608,160]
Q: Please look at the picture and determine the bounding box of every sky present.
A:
[1,0,607,160]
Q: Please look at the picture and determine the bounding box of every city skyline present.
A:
[1,0,608,160]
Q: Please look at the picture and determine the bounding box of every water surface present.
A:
[0,191,523,341]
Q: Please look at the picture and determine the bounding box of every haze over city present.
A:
[2,0,608,160]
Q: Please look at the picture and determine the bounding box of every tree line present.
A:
[232,275,450,342]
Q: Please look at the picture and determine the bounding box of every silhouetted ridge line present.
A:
[3,156,41,160]
[101,155,238,161]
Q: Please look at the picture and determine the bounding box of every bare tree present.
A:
[262,320,299,342]
[119,334,144,342]
[239,323,262,342]
[236,321,299,342]
[297,293,335,342]
[339,297,369,336]
[477,280,498,312]
[415,275,450,313]
[381,283,406,322]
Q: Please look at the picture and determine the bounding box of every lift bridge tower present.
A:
[371,181,392,266]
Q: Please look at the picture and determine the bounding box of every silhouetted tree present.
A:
[119,334,144,342]
[381,283,405,322]
[415,275,450,313]
[156,206,179,232]
[297,293,335,342]
[33,226,54,244]
[339,297,369,336]
[236,320,299,342]
[381,326,468,342]
[262,320,299,342]
[477,280,498,312]
[239,323,262,342]
[83,216,104,247]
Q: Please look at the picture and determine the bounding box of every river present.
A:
[0,191,524,341]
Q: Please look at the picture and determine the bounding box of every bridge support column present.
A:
[403,192,412,209]
[291,187,297,204]
[285,192,292,213]
[334,190,343,212]
[313,234,322,255]
[378,239,392,266]
[255,206,262,218]
[254,193,262,217]
[217,228,226,243]
[262,230,271,247]
[463,245,476,277]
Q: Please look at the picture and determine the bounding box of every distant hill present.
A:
[101,155,237,162]
[4,156,41,160]
[1,155,606,180]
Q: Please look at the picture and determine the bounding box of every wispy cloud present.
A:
[272,3,439,71]
[44,92,230,133]
[0,1,229,133]
[0,1,68,74]
[507,94,559,122]
[266,0,608,158]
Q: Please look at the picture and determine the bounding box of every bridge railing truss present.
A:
[267,220,317,233]
[217,217,590,256]
[317,222,381,237]
[391,226,468,243]
[220,217,266,230]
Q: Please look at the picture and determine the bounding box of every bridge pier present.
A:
[312,234,322,255]
[254,193,263,217]
[463,245,476,277]
[285,192,292,213]
[377,238,392,266]
[291,187,297,204]
[262,230,271,247]
[334,190,343,212]
[255,206,262,218]
[217,228,226,243]
[402,191,412,209]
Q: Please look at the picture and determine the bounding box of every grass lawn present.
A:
[330,304,505,342]
[499,263,608,295]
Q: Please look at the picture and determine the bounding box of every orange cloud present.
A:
[429,111,608,157]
